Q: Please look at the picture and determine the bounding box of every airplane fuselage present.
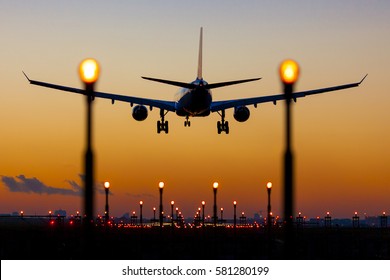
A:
[175,78,212,117]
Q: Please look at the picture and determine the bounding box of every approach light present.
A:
[279,59,299,85]
[79,58,100,84]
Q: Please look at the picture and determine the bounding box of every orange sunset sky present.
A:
[1,1,389,219]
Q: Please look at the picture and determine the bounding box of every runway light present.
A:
[279,59,299,85]
[79,58,100,84]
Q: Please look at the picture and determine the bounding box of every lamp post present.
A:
[104,181,110,224]
[159,182,164,228]
[139,201,143,227]
[220,208,224,224]
[233,201,237,229]
[213,182,219,227]
[171,201,175,227]
[153,207,156,224]
[201,201,206,227]
[280,59,299,257]
[266,182,272,230]
[79,58,100,226]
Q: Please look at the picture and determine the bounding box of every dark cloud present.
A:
[1,174,113,196]
[1,175,82,196]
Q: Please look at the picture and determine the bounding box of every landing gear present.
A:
[157,109,169,134]
[184,116,191,127]
[217,110,229,134]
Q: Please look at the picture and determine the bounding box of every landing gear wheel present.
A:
[157,121,161,134]
[224,121,229,134]
[217,121,222,134]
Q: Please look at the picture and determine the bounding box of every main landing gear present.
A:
[217,110,229,134]
[184,116,191,127]
[157,109,169,134]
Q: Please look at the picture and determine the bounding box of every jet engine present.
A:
[132,105,148,121]
[233,106,250,122]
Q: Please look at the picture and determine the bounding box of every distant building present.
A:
[54,209,66,216]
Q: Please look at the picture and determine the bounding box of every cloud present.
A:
[1,174,114,196]
[1,175,83,196]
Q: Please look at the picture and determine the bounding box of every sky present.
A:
[1,0,390,220]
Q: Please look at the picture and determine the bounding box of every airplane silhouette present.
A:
[24,27,366,134]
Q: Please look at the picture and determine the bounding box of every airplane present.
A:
[23,27,367,134]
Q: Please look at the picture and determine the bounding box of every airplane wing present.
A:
[23,72,176,112]
[210,74,367,112]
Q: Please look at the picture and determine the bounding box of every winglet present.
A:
[22,71,31,82]
[359,74,368,85]
[197,27,203,79]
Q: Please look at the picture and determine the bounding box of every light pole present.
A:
[280,59,299,257]
[139,201,143,227]
[153,207,156,224]
[79,58,100,226]
[233,201,237,229]
[171,201,175,227]
[159,182,164,228]
[220,208,224,224]
[213,182,219,227]
[104,181,110,224]
[267,182,272,230]
[201,201,205,227]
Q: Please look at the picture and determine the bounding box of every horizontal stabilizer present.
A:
[142,76,196,89]
[206,77,261,89]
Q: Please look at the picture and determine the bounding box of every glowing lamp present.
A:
[159,181,164,189]
[171,201,175,205]
[202,201,205,205]
[279,59,299,85]
[213,182,219,189]
[267,182,272,189]
[233,201,237,205]
[79,58,100,84]
[139,200,143,205]
[104,181,110,189]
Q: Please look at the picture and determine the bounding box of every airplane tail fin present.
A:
[197,27,203,79]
